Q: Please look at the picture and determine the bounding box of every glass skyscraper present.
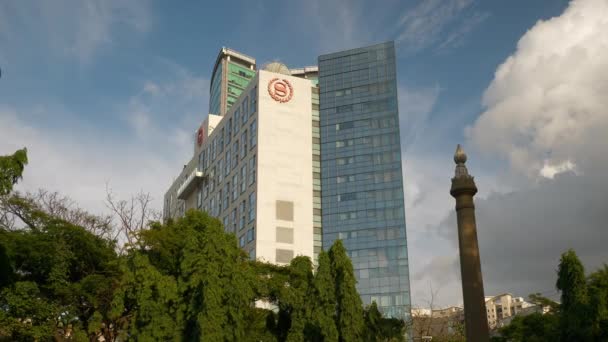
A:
[318,41,412,320]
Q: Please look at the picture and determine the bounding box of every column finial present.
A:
[454,144,469,178]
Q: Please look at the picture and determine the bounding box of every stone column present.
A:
[450,145,489,341]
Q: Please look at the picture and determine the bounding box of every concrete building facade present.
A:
[165,69,316,264]
[485,293,535,329]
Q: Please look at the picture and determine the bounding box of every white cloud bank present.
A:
[414,0,608,306]
[467,0,608,179]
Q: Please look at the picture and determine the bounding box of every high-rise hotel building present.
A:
[163,42,411,320]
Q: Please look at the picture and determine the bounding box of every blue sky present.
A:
[3,0,607,308]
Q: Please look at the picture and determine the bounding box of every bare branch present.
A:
[105,183,161,253]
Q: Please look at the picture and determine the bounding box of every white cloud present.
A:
[467,0,608,179]
[395,0,487,54]
[0,0,151,64]
[0,66,207,218]
[539,159,577,179]
[399,84,441,149]
[414,0,608,307]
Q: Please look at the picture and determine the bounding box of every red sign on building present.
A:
[268,78,293,103]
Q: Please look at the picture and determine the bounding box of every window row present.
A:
[337,207,404,221]
[332,81,391,98]
[205,190,257,228]
[326,97,397,115]
[369,294,409,308]
[335,169,401,185]
[337,226,403,242]
[335,133,399,149]
[334,115,398,131]
[336,188,403,202]
[199,87,258,168]
[239,227,256,248]
[335,151,401,166]
[201,154,256,203]
[199,119,258,177]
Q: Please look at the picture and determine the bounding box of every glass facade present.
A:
[209,62,223,115]
[209,49,256,116]
[318,42,411,320]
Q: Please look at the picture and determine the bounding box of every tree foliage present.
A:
[0,148,28,196]
[494,249,608,341]
[329,239,366,341]
[0,152,407,340]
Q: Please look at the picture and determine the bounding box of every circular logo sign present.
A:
[268,78,293,103]
[197,125,205,146]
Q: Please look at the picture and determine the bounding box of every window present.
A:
[276,249,293,264]
[209,167,215,192]
[234,108,240,133]
[223,216,229,231]
[239,200,246,230]
[218,159,223,183]
[225,150,231,175]
[233,140,239,167]
[231,209,237,232]
[338,193,357,202]
[211,138,216,160]
[226,118,232,144]
[223,183,229,211]
[240,165,247,193]
[247,227,255,242]
[198,150,205,171]
[197,189,202,209]
[248,192,256,222]
[241,130,248,159]
[218,190,223,214]
[276,227,294,243]
[250,120,257,148]
[242,102,248,124]
[219,127,224,153]
[276,201,294,221]
[239,235,246,247]
[250,87,257,114]
[232,174,238,201]
[243,96,249,119]
[249,155,256,185]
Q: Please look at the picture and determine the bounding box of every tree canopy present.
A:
[0,149,409,340]
[493,249,608,342]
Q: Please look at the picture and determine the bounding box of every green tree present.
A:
[329,239,365,341]
[282,256,314,342]
[0,148,28,196]
[109,210,259,341]
[588,265,608,340]
[0,193,120,340]
[364,302,406,342]
[494,312,559,342]
[556,249,592,341]
[311,251,339,342]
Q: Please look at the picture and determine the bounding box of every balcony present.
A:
[177,168,206,200]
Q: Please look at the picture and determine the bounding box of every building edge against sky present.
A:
[163,42,411,320]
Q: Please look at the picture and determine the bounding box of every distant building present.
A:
[485,293,536,329]
[411,306,464,341]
